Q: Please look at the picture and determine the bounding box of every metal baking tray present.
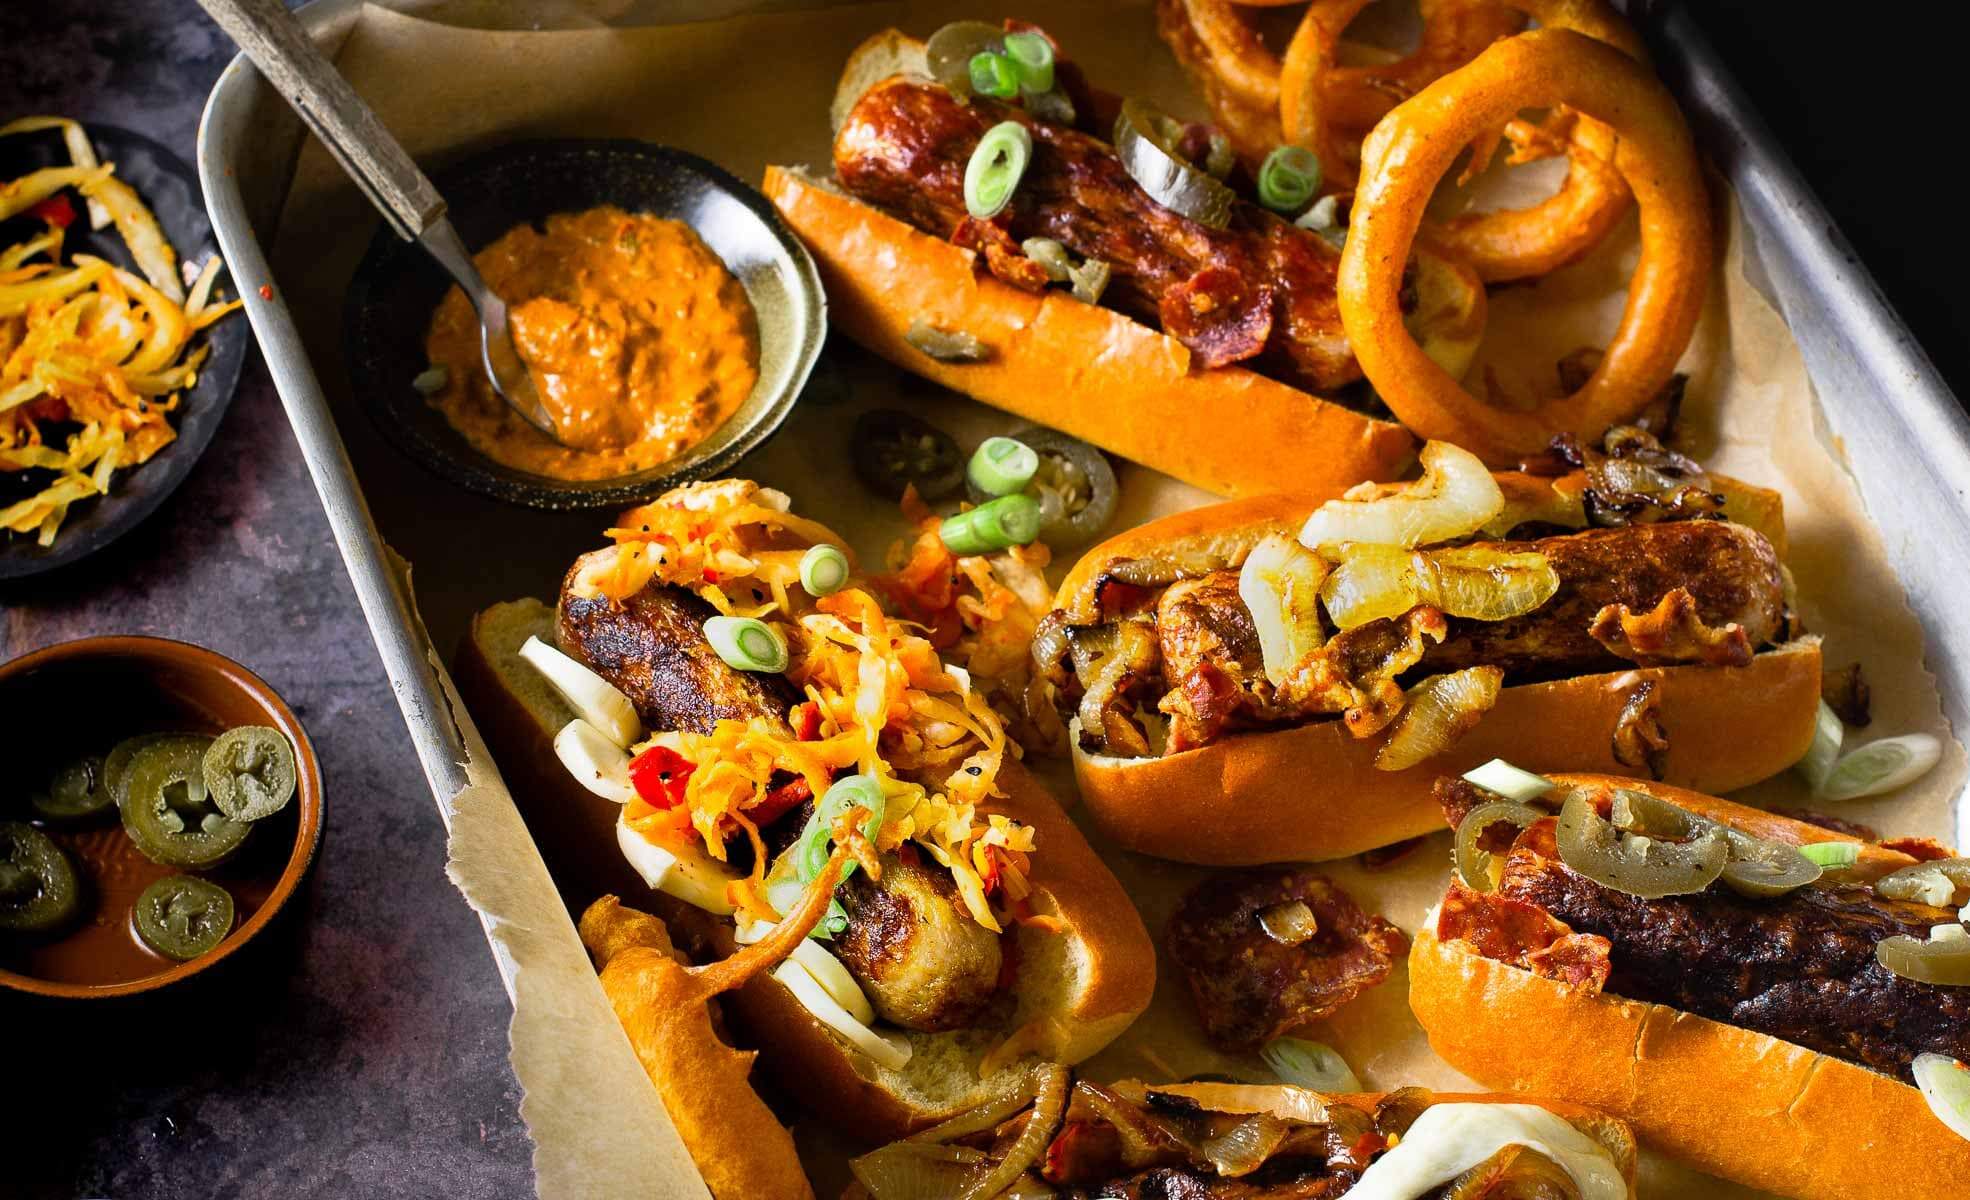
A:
[197,0,1970,1121]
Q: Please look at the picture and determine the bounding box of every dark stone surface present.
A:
[0,3,534,1196]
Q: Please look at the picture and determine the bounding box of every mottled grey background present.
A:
[0,3,533,1196]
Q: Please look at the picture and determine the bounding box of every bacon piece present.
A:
[1167,869,1408,1050]
[1280,606,1450,738]
[1881,836,1958,863]
[954,216,1053,292]
[1436,879,1611,993]
[1588,585,1753,668]
[1158,265,1275,369]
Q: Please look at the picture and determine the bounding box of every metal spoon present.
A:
[195,0,560,440]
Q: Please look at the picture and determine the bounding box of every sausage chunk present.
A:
[833,855,1004,1032]
[558,565,798,734]
[1419,520,1785,677]
[1166,869,1407,1051]
[834,78,1359,391]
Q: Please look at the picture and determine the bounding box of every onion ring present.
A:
[1338,28,1712,464]
[1279,0,1524,187]
[1424,0,1646,281]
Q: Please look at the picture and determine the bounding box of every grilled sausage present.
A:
[558,567,799,734]
[834,77,1360,390]
[557,564,1006,1032]
[834,855,1005,1032]
[1500,824,1970,1078]
[1417,520,1786,677]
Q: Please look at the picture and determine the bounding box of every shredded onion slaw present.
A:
[587,480,1039,933]
[0,117,241,544]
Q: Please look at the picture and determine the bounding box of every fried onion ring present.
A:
[1424,0,1645,281]
[1279,0,1524,186]
[1338,28,1712,464]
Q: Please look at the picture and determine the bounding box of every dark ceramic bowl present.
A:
[0,637,323,998]
[0,126,250,579]
[343,138,825,510]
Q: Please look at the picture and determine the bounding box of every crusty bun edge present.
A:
[1073,639,1821,865]
[1410,921,1970,1200]
[453,598,1153,1142]
[762,172,1416,501]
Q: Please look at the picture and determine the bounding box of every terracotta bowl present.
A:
[0,636,323,998]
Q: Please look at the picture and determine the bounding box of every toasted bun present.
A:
[1056,491,1818,864]
[1410,777,1970,1200]
[453,598,1155,1142]
[768,29,1432,500]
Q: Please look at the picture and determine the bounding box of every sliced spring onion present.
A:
[1113,98,1234,230]
[1295,194,1346,248]
[1002,30,1055,94]
[1796,698,1844,793]
[799,543,851,596]
[796,773,887,884]
[1462,759,1556,803]
[520,635,642,748]
[1257,145,1322,214]
[772,960,913,1070]
[939,493,1042,555]
[1798,841,1861,869]
[1912,1054,1970,1141]
[1261,1037,1362,1093]
[702,615,789,673]
[552,719,636,803]
[1020,237,1074,282]
[964,120,1032,219]
[967,436,1040,497]
[969,51,1020,100]
[1817,733,1942,801]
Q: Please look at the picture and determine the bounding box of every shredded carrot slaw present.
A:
[0,116,241,544]
[593,480,1038,932]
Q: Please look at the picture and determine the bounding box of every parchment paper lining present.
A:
[267,5,1964,1196]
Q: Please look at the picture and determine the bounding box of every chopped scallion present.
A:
[967,436,1040,497]
[1798,841,1861,869]
[702,615,788,674]
[968,51,1020,100]
[799,544,850,596]
[964,120,1033,219]
[1002,30,1055,94]
[1257,145,1322,214]
[939,493,1042,555]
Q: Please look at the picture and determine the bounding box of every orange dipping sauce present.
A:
[422,206,759,481]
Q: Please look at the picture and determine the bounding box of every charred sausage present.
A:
[557,564,1008,1032]
[834,855,1005,1032]
[835,77,1360,390]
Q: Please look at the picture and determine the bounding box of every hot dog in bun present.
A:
[452,479,1155,1148]
[1410,770,1970,1200]
[763,20,1493,498]
[1032,433,1821,864]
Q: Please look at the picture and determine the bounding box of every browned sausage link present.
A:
[833,77,1361,391]
[558,572,799,734]
[1419,520,1786,678]
[834,855,1003,1032]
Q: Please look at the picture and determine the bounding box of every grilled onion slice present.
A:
[1240,534,1329,684]
[1876,858,1970,908]
[1299,441,1504,551]
[1320,543,1558,630]
[1375,666,1504,772]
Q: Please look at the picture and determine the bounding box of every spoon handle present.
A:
[196,0,444,240]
